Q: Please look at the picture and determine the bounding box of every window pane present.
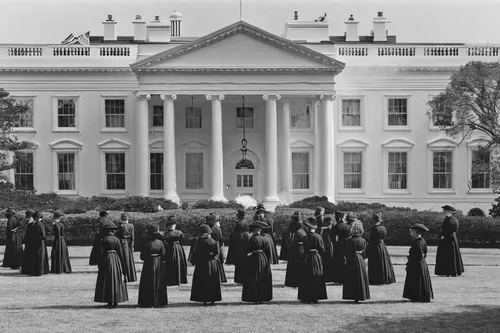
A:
[57,153,75,190]
[388,98,407,126]
[342,99,361,126]
[150,153,163,190]
[57,99,76,127]
[105,153,125,190]
[14,152,34,190]
[343,152,362,189]
[471,150,490,189]
[290,105,311,128]
[186,153,203,189]
[153,105,164,127]
[236,107,254,129]
[186,107,202,128]
[432,151,452,188]
[14,98,34,128]
[292,152,309,189]
[388,152,407,189]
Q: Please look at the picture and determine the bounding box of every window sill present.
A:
[184,127,203,131]
[150,190,164,194]
[291,189,313,193]
[467,189,494,195]
[12,128,36,133]
[383,189,411,195]
[53,128,80,133]
[338,127,364,132]
[338,189,365,194]
[428,189,456,195]
[55,190,79,196]
[100,190,129,196]
[101,128,127,133]
[150,127,164,132]
[180,190,209,195]
[290,128,313,132]
[383,126,411,132]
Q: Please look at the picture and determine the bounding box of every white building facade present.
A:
[1,11,498,212]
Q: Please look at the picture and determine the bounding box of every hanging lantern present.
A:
[240,95,248,161]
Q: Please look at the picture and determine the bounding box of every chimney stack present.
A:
[103,15,117,41]
[133,15,146,41]
[344,14,359,42]
[373,11,390,42]
[169,10,183,37]
[146,16,171,42]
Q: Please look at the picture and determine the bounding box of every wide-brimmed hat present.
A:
[32,211,43,220]
[371,213,383,222]
[255,208,266,215]
[205,214,216,226]
[53,210,64,218]
[99,211,109,217]
[441,205,456,212]
[410,223,430,232]
[334,211,346,219]
[314,207,325,216]
[346,212,357,222]
[121,213,129,220]
[249,220,267,229]
[304,217,318,229]
[148,224,163,235]
[254,203,265,211]
[199,225,212,235]
[25,209,35,217]
[236,210,245,218]
[291,211,302,223]
[165,216,178,226]
[5,208,16,215]
[323,217,333,227]
[103,221,118,230]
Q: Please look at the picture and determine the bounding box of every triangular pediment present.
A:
[131,21,344,73]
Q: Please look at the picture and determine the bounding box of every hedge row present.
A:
[1,208,500,249]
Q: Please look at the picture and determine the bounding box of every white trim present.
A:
[466,139,493,194]
[100,94,128,133]
[427,138,457,194]
[337,138,369,148]
[291,148,313,193]
[10,94,36,133]
[97,138,131,149]
[290,138,315,148]
[98,140,130,195]
[338,94,365,131]
[52,95,80,132]
[383,93,411,131]
[52,150,80,196]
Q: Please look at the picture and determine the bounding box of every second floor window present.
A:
[342,99,361,126]
[236,107,254,129]
[153,105,164,127]
[105,100,125,128]
[186,107,202,128]
[388,98,407,126]
[14,98,34,128]
[57,99,76,127]
[290,105,311,128]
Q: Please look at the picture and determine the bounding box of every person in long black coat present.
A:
[190,225,222,306]
[254,205,279,265]
[28,211,49,276]
[284,215,306,288]
[138,225,167,308]
[2,208,23,269]
[403,223,434,303]
[116,213,137,283]
[21,209,35,275]
[279,214,296,262]
[343,220,370,303]
[50,210,72,274]
[298,218,327,303]
[206,214,227,283]
[331,211,351,284]
[314,207,325,235]
[242,221,273,304]
[320,217,335,283]
[94,221,129,308]
[435,205,464,277]
[162,216,188,286]
[367,213,395,285]
[225,210,250,284]
[89,211,111,266]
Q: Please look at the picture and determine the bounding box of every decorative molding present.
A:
[149,139,164,148]
[290,138,314,148]
[263,94,281,101]
[337,138,370,148]
[0,67,132,73]
[160,94,177,101]
[97,138,131,149]
[427,137,458,148]
[382,138,415,148]
[49,139,83,150]
[206,94,224,101]
[134,67,340,74]
[179,139,210,148]
[466,138,490,147]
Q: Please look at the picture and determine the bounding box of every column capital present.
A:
[160,94,177,101]
[134,92,151,101]
[263,94,281,101]
[206,94,225,101]
[317,93,337,102]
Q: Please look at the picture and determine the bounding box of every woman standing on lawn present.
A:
[403,223,434,303]
[242,221,273,304]
[342,220,370,303]
[320,217,335,283]
[29,211,50,276]
[21,209,35,274]
[331,211,351,284]
[2,208,24,270]
[163,216,188,286]
[116,213,137,283]
[366,213,395,285]
[279,213,297,262]
[254,208,279,265]
[434,205,464,277]
[190,225,222,306]
[50,210,72,274]
[89,211,111,266]
[94,221,129,308]
[225,209,250,284]
[205,214,227,283]
[284,213,306,288]
[298,218,327,304]
[138,225,167,308]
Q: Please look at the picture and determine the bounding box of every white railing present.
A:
[467,46,499,56]
[423,47,459,56]
[337,47,368,56]
[53,46,91,56]
[100,47,131,56]
[377,47,416,56]
[7,47,43,56]
[0,45,136,58]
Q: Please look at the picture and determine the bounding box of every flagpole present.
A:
[240,0,243,21]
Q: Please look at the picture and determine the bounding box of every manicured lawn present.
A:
[0,246,499,333]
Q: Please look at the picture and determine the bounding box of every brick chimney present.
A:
[373,11,390,42]
[133,15,146,41]
[146,16,171,42]
[345,14,359,42]
[103,15,117,41]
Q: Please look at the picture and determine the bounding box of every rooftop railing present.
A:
[0,45,135,58]
[336,44,500,58]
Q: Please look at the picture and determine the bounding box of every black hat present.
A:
[323,217,333,227]
[441,205,456,212]
[410,223,430,232]
[236,210,245,218]
[5,208,16,215]
[304,217,318,229]
[291,211,302,223]
[255,208,266,215]
[148,224,163,235]
[121,213,129,220]
[254,203,265,211]
[334,211,345,219]
[102,221,118,230]
[371,213,383,222]
[346,212,357,222]
[199,225,212,235]
[249,220,267,229]
[205,214,216,226]
[25,209,35,217]
[32,211,43,220]
[314,207,325,216]
[99,211,108,217]
[53,210,64,218]
[166,216,178,226]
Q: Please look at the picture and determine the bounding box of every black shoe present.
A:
[112,303,118,308]
[354,300,359,304]
[210,301,215,306]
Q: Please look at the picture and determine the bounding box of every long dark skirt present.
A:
[242,252,273,303]
[343,253,370,301]
[434,234,464,277]
[121,241,137,282]
[234,262,247,284]
[190,258,222,303]
[403,259,434,302]
[94,252,129,304]
[21,244,32,274]
[30,241,49,276]
[2,231,23,269]
[262,233,279,265]
[298,251,327,302]
[332,241,348,284]
[89,233,101,266]
[217,257,227,283]
[138,256,167,307]
[165,243,188,286]
[284,245,305,288]
[367,242,396,285]
[50,238,72,274]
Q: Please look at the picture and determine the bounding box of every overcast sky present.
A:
[1,0,499,44]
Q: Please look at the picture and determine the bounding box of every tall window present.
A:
[14,152,34,190]
[388,152,407,189]
[57,153,75,190]
[105,153,126,190]
[343,152,362,189]
[236,107,254,129]
[150,153,163,190]
[57,99,76,127]
[342,99,361,126]
[292,152,309,189]
[153,105,164,127]
[186,107,202,128]
[186,153,203,189]
[433,151,452,188]
[237,174,254,188]
[104,100,125,128]
[471,150,490,189]
[14,98,34,128]
[388,98,407,126]
[290,105,311,128]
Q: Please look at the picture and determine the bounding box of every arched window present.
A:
[235,159,254,169]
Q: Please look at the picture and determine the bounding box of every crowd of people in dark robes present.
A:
[1,203,466,307]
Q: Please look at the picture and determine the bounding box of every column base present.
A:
[209,196,228,203]
[263,196,281,212]
[164,193,180,206]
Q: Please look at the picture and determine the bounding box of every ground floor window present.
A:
[14,152,34,190]
[433,151,452,189]
[343,152,362,189]
[185,152,203,189]
[105,153,126,190]
[292,152,309,189]
[388,152,407,189]
[57,153,75,190]
[471,150,490,189]
[150,152,163,190]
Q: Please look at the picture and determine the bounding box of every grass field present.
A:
[1,245,499,333]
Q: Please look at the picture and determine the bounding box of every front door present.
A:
[235,171,255,197]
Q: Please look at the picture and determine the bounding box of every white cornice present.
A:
[0,68,132,73]
[135,67,339,74]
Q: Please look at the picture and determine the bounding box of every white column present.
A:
[263,94,281,209]
[207,94,227,202]
[161,94,180,205]
[135,94,150,196]
[317,94,336,202]
[278,99,291,203]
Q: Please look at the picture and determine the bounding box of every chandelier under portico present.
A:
[240,94,248,162]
